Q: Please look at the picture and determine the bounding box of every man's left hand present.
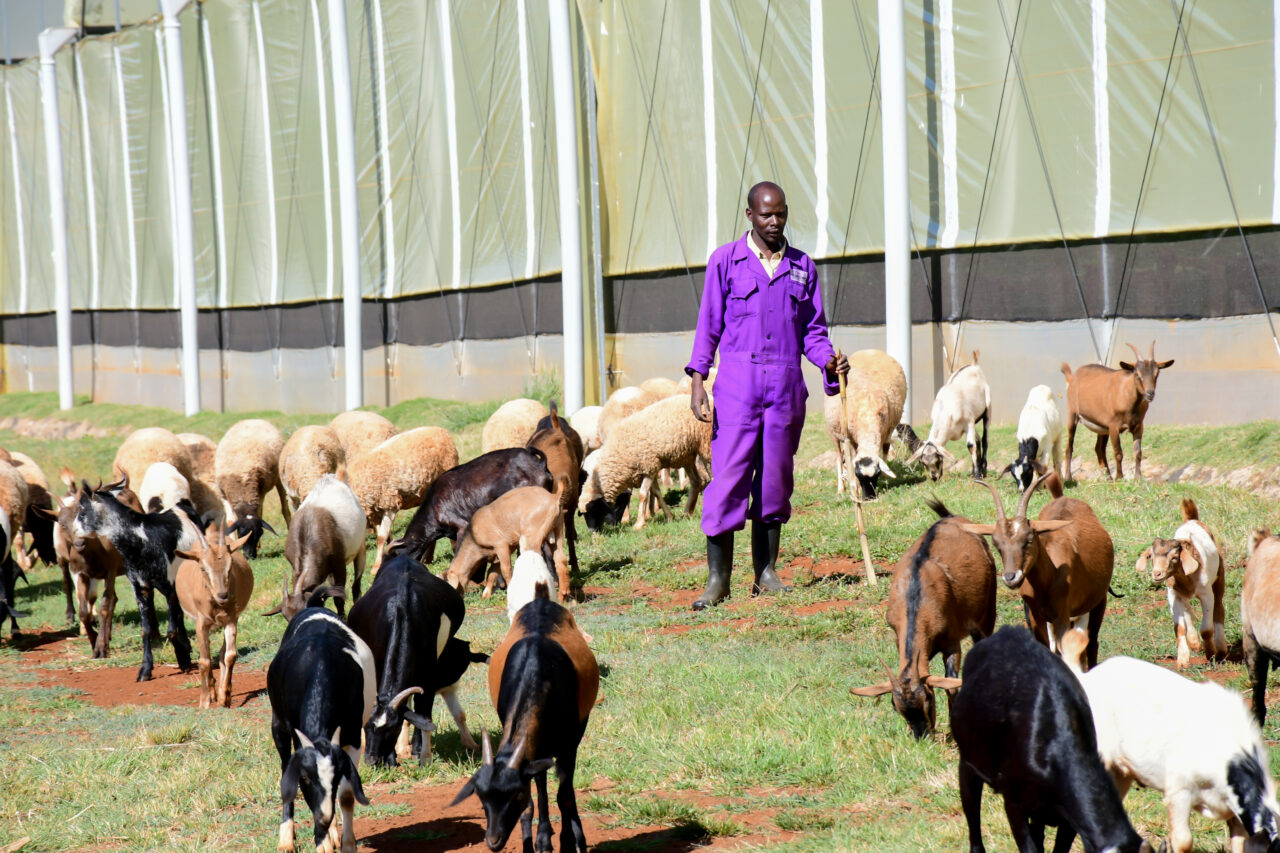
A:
[825,353,849,380]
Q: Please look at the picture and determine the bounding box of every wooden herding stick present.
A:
[836,349,877,587]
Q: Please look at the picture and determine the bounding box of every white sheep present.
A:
[506,542,558,623]
[823,349,906,499]
[0,462,30,572]
[480,398,547,453]
[329,410,397,464]
[347,427,459,571]
[597,386,660,445]
[1061,629,1280,853]
[215,419,289,559]
[1008,384,1063,489]
[176,433,217,483]
[114,427,194,486]
[906,352,991,482]
[578,394,711,530]
[569,406,604,453]
[639,377,681,399]
[138,462,192,514]
[278,425,346,512]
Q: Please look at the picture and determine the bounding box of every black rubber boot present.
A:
[751,521,790,595]
[692,532,733,611]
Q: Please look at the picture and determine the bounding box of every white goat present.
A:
[138,462,192,514]
[906,352,990,481]
[1061,629,1280,853]
[1008,384,1062,489]
[506,540,558,623]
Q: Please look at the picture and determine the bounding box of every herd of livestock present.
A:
[1,340,1280,852]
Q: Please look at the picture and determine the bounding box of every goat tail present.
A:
[1060,362,1074,382]
[1107,584,1125,599]
[924,495,952,519]
[1181,497,1199,522]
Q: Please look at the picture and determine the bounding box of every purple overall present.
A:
[686,232,838,537]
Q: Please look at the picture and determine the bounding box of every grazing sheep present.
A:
[597,386,659,445]
[481,398,548,454]
[279,425,346,512]
[176,433,217,482]
[348,427,459,572]
[578,394,711,530]
[138,462,192,514]
[569,406,604,453]
[578,449,631,532]
[329,410,398,464]
[215,419,289,560]
[0,463,31,574]
[1009,385,1063,489]
[10,450,56,573]
[823,349,906,499]
[907,352,991,481]
[114,427,195,485]
[639,377,681,399]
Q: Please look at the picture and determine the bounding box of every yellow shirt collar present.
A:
[746,231,786,277]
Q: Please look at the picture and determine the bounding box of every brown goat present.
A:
[1242,528,1280,726]
[962,475,1115,669]
[446,482,568,602]
[527,403,584,580]
[851,498,995,738]
[175,524,255,709]
[1062,341,1174,481]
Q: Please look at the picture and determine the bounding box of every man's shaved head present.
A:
[747,181,785,210]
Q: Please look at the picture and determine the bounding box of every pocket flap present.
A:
[729,278,759,299]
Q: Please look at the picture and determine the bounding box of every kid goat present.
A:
[906,352,990,481]
[175,522,255,708]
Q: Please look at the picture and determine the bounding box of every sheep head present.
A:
[851,454,895,500]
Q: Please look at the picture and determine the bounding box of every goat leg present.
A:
[219,621,238,707]
[1064,415,1078,483]
[74,572,97,650]
[161,584,194,672]
[519,794,535,853]
[275,481,292,529]
[534,770,553,853]
[958,763,987,853]
[196,616,213,709]
[1132,423,1144,481]
[1244,630,1269,726]
[96,573,117,658]
[1109,425,1125,480]
[135,581,156,682]
[441,687,478,750]
[60,562,75,626]
[1093,433,1112,480]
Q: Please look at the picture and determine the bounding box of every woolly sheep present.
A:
[114,427,194,485]
[138,462,191,514]
[329,410,398,464]
[598,386,660,446]
[676,366,718,394]
[10,451,54,567]
[177,433,217,483]
[823,349,906,499]
[639,377,681,399]
[215,419,290,559]
[0,463,30,571]
[569,406,604,453]
[578,394,711,530]
[348,427,459,571]
[278,425,346,512]
[480,398,548,454]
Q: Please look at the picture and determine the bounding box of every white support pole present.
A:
[39,27,78,410]
[160,0,200,415]
[878,0,911,422]
[74,52,100,310]
[201,13,228,308]
[309,0,334,301]
[251,0,279,305]
[326,0,363,409]
[549,0,583,414]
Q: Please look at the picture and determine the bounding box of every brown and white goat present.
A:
[1135,498,1225,668]
[1242,528,1280,727]
[446,481,568,602]
[851,498,995,738]
[962,475,1115,669]
[175,524,255,709]
[1062,341,1174,481]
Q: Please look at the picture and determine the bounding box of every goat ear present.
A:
[522,758,555,778]
[1156,359,1174,369]
[905,446,926,466]
[1134,547,1152,574]
[1119,361,1135,371]
[849,682,893,698]
[403,710,436,733]
[958,523,995,536]
[939,446,958,463]
[174,549,200,563]
[923,675,962,690]
[470,651,491,664]
[59,467,75,487]
[1029,519,1072,533]
[346,766,370,806]
[1180,543,1200,575]
[259,519,278,536]
[448,777,477,808]
[261,602,284,617]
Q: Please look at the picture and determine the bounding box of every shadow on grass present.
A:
[577,558,634,585]
[799,572,864,589]
[595,822,720,851]
[18,578,69,599]
[9,624,76,650]
[357,816,484,852]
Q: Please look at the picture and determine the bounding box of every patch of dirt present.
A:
[0,415,122,439]
[357,781,795,852]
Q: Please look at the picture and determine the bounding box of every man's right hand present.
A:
[690,374,712,423]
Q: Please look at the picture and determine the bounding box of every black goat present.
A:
[951,626,1151,853]
[268,593,375,853]
[348,554,465,766]
[392,448,552,564]
[71,486,200,681]
[451,584,598,852]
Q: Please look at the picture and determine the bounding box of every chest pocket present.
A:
[784,278,808,320]
[727,277,760,319]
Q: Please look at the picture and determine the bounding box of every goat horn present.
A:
[389,686,423,710]
[973,478,1007,527]
[295,729,315,750]
[1126,342,1142,364]
[330,726,341,745]
[481,729,494,766]
[1015,471,1049,520]
[1149,339,1155,360]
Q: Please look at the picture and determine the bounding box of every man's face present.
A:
[746,190,787,248]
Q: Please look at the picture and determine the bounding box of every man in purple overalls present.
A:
[686,181,848,610]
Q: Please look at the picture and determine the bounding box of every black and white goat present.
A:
[267,591,376,853]
[71,485,201,681]
[1009,384,1063,489]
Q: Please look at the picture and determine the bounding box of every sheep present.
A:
[527,404,584,577]
[1062,340,1174,481]
[10,451,55,568]
[507,543,558,623]
[273,473,368,621]
[114,427,221,519]
[176,432,217,482]
[639,377,681,399]
[446,481,569,601]
[578,449,630,531]
[906,351,990,481]
[597,386,660,445]
[1135,498,1226,668]
[569,406,604,453]
[347,427,459,572]
[0,462,31,575]
[577,394,710,531]
[278,425,346,512]
[215,419,290,560]
[1009,384,1063,489]
[0,507,21,635]
[138,462,191,514]
[851,497,995,738]
[480,398,548,454]
[822,349,906,499]
[329,410,397,464]
[175,524,255,709]
[962,474,1115,669]
[1242,528,1280,727]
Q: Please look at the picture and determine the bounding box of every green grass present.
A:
[0,393,1276,851]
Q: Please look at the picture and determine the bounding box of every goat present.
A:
[451,583,598,853]
[507,544,559,624]
[1060,628,1280,853]
[71,486,201,681]
[951,625,1151,853]
[1009,384,1063,489]
[347,554,465,766]
[528,403,584,579]
[393,448,553,565]
[1062,340,1174,481]
[1135,498,1225,668]
[1242,528,1280,727]
[272,474,367,621]
[267,594,376,853]
[962,474,1115,669]
[906,352,990,481]
[851,497,995,738]
[175,523,254,708]
[446,481,569,602]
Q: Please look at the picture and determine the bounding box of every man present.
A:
[686,181,849,610]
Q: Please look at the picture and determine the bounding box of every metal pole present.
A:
[39,27,77,410]
[160,0,200,415]
[548,0,583,414]
[326,0,363,409]
[878,0,912,421]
